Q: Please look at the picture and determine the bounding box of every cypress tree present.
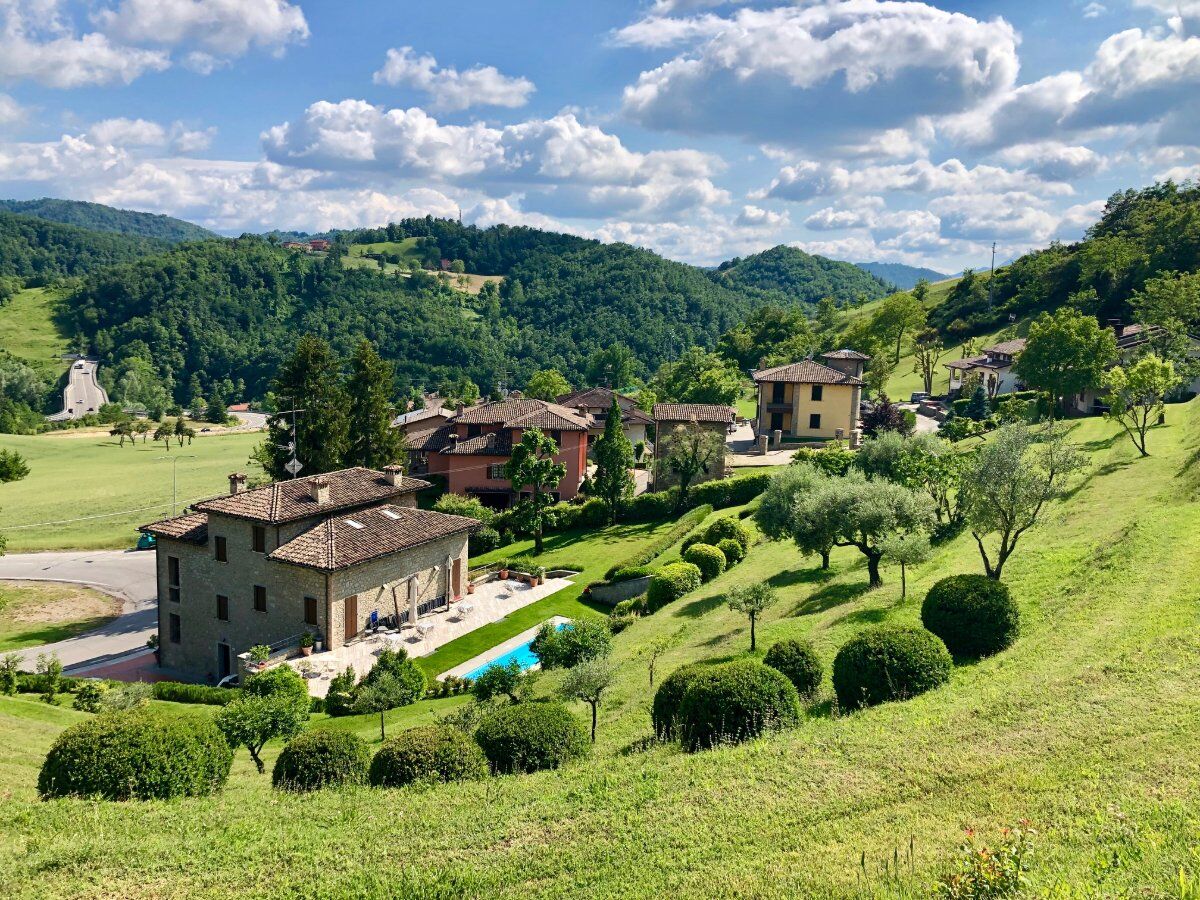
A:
[346,339,405,469]
[261,336,349,479]
[591,397,635,523]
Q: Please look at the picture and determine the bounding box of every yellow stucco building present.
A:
[752,350,867,445]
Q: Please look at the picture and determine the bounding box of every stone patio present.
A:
[283,575,576,697]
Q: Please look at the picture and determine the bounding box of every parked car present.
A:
[136,533,156,551]
[910,391,930,403]
[74,363,84,370]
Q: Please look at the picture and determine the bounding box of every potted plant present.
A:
[299,632,314,657]
[467,580,476,595]
[498,560,510,579]
[535,566,547,586]
[248,644,270,670]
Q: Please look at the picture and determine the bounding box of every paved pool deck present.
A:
[439,615,572,680]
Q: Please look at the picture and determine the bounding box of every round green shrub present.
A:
[705,517,752,552]
[272,729,370,792]
[645,562,703,612]
[676,660,802,752]
[474,702,589,774]
[921,574,1020,658]
[832,625,952,710]
[38,710,232,800]
[763,639,823,698]
[716,537,745,565]
[651,663,706,740]
[683,543,726,582]
[369,725,488,788]
[680,533,704,555]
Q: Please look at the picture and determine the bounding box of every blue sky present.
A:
[2,1,1199,272]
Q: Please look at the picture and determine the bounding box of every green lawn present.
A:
[0,431,263,551]
[2,402,1200,898]
[0,580,121,651]
[0,287,70,377]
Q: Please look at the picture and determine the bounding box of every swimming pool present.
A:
[463,621,569,680]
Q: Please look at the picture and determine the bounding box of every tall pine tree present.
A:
[259,336,349,480]
[346,339,405,469]
[591,398,635,523]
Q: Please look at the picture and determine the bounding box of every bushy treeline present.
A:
[0,211,170,285]
[930,181,1200,336]
[0,199,213,243]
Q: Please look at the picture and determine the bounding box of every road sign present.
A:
[284,459,304,476]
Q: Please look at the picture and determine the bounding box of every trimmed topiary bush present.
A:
[680,532,705,556]
[704,517,752,552]
[645,562,703,612]
[716,537,745,565]
[676,660,802,752]
[921,574,1020,658]
[369,725,488,788]
[683,543,726,582]
[272,729,370,792]
[832,625,952,710]
[763,639,823,698]
[475,702,589,774]
[651,663,706,741]
[38,711,232,800]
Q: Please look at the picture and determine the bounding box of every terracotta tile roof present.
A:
[752,359,865,386]
[984,338,1026,355]
[407,424,454,452]
[140,511,209,544]
[193,467,430,524]
[820,349,871,360]
[453,399,590,430]
[945,355,989,370]
[268,504,478,572]
[443,431,515,456]
[653,403,736,424]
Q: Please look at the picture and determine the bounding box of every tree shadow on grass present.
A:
[767,566,833,590]
[833,606,890,627]
[786,581,870,618]
[676,591,730,619]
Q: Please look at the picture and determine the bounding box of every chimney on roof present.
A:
[508,390,523,400]
[1107,318,1123,338]
[228,473,247,495]
[310,476,330,504]
[382,464,404,486]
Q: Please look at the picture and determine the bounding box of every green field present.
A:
[0,431,263,551]
[2,400,1198,898]
[0,580,120,651]
[0,287,70,377]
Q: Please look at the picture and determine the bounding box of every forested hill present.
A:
[928,181,1200,337]
[715,245,891,306]
[856,261,948,290]
[0,211,173,284]
[0,199,213,243]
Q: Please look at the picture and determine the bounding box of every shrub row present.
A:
[152,681,239,706]
[645,562,703,613]
[603,504,712,580]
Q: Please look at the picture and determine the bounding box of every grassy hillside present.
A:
[0,199,212,243]
[2,403,1198,897]
[0,287,70,376]
[0,431,263,551]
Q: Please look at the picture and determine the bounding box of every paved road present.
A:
[48,358,109,421]
[0,550,157,671]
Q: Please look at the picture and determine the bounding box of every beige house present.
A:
[752,350,867,445]
[651,403,736,489]
[140,466,478,684]
[556,386,653,450]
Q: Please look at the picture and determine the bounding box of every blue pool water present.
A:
[463,622,569,680]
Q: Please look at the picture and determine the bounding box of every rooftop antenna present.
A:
[987,241,997,313]
[275,397,306,478]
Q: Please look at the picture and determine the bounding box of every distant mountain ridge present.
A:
[0,199,213,243]
[715,245,891,307]
[855,261,950,290]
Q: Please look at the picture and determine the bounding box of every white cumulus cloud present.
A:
[373,47,534,111]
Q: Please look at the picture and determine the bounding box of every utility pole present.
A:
[156,455,197,516]
[274,398,306,478]
[987,242,997,313]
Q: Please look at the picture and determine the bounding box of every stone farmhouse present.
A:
[555,386,653,450]
[140,466,478,684]
[406,398,592,509]
[752,350,867,446]
[652,402,736,489]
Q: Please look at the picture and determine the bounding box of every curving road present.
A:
[0,550,156,671]
[47,357,109,421]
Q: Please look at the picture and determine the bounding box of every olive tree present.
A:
[1103,355,1180,457]
[959,424,1086,580]
[755,462,837,569]
[726,583,778,651]
[558,658,615,742]
[215,666,310,773]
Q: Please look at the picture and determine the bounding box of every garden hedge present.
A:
[651,663,707,740]
[689,472,772,510]
[603,504,712,579]
[921,574,1020,658]
[763,639,823,698]
[832,625,952,710]
[704,517,752,552]
[676,660,802,752]
[38,711,233,800]
[716,538,745,565]
[645,562,703,612]
[152,681,239,706]
[475,702,589,774]
[683,543,726,582]
[369,725,488,788]
[272,730,370,792]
